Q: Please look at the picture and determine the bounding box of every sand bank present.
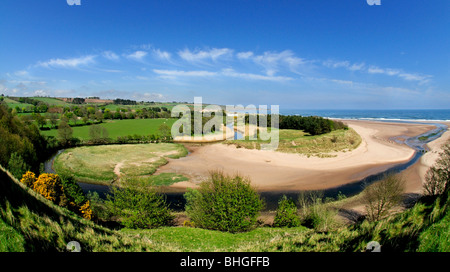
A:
[401,122,450,194]
[156,120,445,193]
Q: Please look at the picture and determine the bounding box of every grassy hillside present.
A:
[1,162,448,252]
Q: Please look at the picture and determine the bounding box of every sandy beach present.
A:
[156,120,449,194]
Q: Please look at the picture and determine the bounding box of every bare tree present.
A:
[423,142,450,196]
[363,174,405,222]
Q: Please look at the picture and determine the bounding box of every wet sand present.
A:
[155,120,448,194]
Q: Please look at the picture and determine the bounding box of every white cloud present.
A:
[178,48,233,62]
[398,72,430,83]
[368,66,386,74]
[153,69,217,77]
[153,49,171,61]
[126,50,148,61]
[38,55,96,68]
[348,63,365,71]
[237,51,254,59]
[133,92,165,101]
[33,90,48,96]
[247,50,305,76]
[323,60,350,69]
[323,60,365,71]
[368,66,431,83]
[221,68,293,82]
[102,51,119,60]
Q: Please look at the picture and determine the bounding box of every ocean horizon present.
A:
[279,109,450,122]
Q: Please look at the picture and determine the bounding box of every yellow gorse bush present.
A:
[79,200,93,220]
[32,173,64,202]
[20,171,92,220]
[20,171,36,188]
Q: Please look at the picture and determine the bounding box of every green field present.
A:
[41,118,177,140]
[30,97,70,106]
[225,127,362,157]
[53,143,188,185]
[2,97,34,110]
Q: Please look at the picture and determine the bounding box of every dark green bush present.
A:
[273,195,301,228]
[60,174,87,206]
[184,171,264,233]
[106,179,174,229]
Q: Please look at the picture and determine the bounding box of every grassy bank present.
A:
[53,143,188,185]
[225,127,361,157]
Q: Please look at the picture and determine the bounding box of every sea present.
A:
[279,109,450,122]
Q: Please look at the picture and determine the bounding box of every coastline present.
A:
[157,119,448,194]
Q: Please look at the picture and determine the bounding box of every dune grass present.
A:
[53,143,188,185]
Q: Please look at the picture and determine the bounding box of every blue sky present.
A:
[0,0,449,109]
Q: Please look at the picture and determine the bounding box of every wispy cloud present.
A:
[37,55,96,68]
[102,51,120,61]
[178,48,233,63]
[323,60,365,71]
[221,68,293,82]
[152,49,171,61]
[368,65,431,83]
[236,51,254,59]
[239,50,305,76]
[126,50,148,61]
[153,69,217,78]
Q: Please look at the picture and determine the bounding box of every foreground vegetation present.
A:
[1,163,449,252]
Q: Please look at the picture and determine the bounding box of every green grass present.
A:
[41,118,177,140]
[53,143,188,185]
[146,173,189,186]
[225,128,361,157]
[418,130,442,142]
[124,226,308,252]
[2,97,34,110]
[0,216,25,252]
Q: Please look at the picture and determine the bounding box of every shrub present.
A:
[363,174,405,222]
[20,171,36,188]
[106,179,174,229]
[7,152,30,180]
[273,195,301,228]
[79,200,93,220]
[184,171,264,233]
[298,191,340,232]
[32,173,66,205]
[60,174,87,206]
